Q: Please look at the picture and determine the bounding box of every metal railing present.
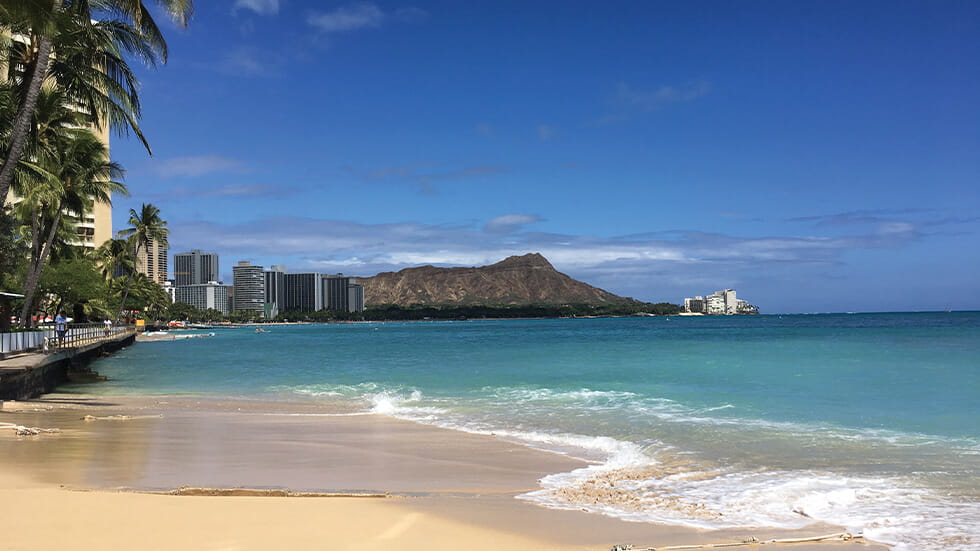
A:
[1,323,136,355]
[0,330,49,354]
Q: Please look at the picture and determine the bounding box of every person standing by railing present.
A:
[104,318,112,336]
[55,313,68,347]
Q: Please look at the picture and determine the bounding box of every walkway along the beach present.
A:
[0,325,137,400]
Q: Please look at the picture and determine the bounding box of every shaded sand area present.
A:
[0,394,887,551]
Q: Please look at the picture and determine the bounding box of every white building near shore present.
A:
[684,289,758,315]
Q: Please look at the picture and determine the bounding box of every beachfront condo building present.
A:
[233,261,265,315]
[348,283,365,313]
[173,250,220,287]
[174,282,231,315]
[284,273,324,312]
[684,289,758,315]
[264,266,286,318]
[323,275,350,312]
[321,275,366,313]
[3,33,114,251]
[136,238,169,285]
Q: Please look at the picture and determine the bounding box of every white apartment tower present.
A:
[232,260,265,315]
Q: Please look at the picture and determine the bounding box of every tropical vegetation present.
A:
[1,0,192,328]
[0,0,193,209]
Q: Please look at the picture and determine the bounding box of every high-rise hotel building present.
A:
[264,265,286,318]
[232,261,265,315]
[136,238,168,284]
[173,250,220,286]
[3,32,113,250]
[284,273,323,312]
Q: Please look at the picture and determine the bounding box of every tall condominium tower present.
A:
[284,273,323,312]
[232,261,265,315]
[321,275,366,313]
[136,238,168,284]
[263,265,286,318]
[347,282,365,313]
[173,250,219,286]
[3,84,113,249]
[322,275,350,312]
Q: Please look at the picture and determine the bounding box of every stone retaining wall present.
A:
[0,332,135,400]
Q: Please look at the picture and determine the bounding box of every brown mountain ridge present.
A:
[360,253,637,306]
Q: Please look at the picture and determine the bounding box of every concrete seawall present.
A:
[0,331,135,401]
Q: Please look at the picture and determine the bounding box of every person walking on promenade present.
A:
[55,312,68,347]
[104,318,112,336]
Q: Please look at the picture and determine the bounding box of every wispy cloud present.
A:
[307,3,384,33]
[599,80,711,124]
[166,208,959,305]
[787,208,980,243]
[306,3,428,35]
[232,0,280,16]
[149,155,251,178]
[212,44,295,77]
[167,183,296,198]
[346,163,507,194]
[788,208,932,226]
[485,214,544,233]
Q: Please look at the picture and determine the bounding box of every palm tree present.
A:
[128,271,170,322]
[93,236,136,281]
[17,129,126,326]
[116,202,167,322]
[0,0,193,209]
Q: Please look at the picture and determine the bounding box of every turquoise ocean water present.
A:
[80,313,979,551]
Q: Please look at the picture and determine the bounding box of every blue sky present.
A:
[109,1,979,313]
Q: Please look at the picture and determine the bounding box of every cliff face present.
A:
[361,253,636,306]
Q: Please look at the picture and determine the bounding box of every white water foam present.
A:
[522,456,979,551]
[279,383,980,551]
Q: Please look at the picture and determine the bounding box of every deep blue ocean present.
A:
[81,313,980,551]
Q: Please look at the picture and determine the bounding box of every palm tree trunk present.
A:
[30,205,42,265]
[19,209,63,328]
[0,3,58,209]
[116,242,141,323]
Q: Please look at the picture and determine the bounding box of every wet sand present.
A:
[0,394,887,551]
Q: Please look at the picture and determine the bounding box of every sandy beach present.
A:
[0,393,887,551]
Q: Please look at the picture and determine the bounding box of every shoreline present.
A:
[0,393,888,550]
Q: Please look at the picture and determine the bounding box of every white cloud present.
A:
[599,80,711,123]
[167,216,871,280]
[615,80,711,109]
[164,210,965,308]
[485,214,544,233]
[218,48,266,75]
[149,155,249,178]
[232,0,280,16]
[349,162,507,194]
[307,3,385,33]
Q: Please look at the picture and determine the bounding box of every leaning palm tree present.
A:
[17,129,126,327]
[116,202,167,322]
[0,0,193,209]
